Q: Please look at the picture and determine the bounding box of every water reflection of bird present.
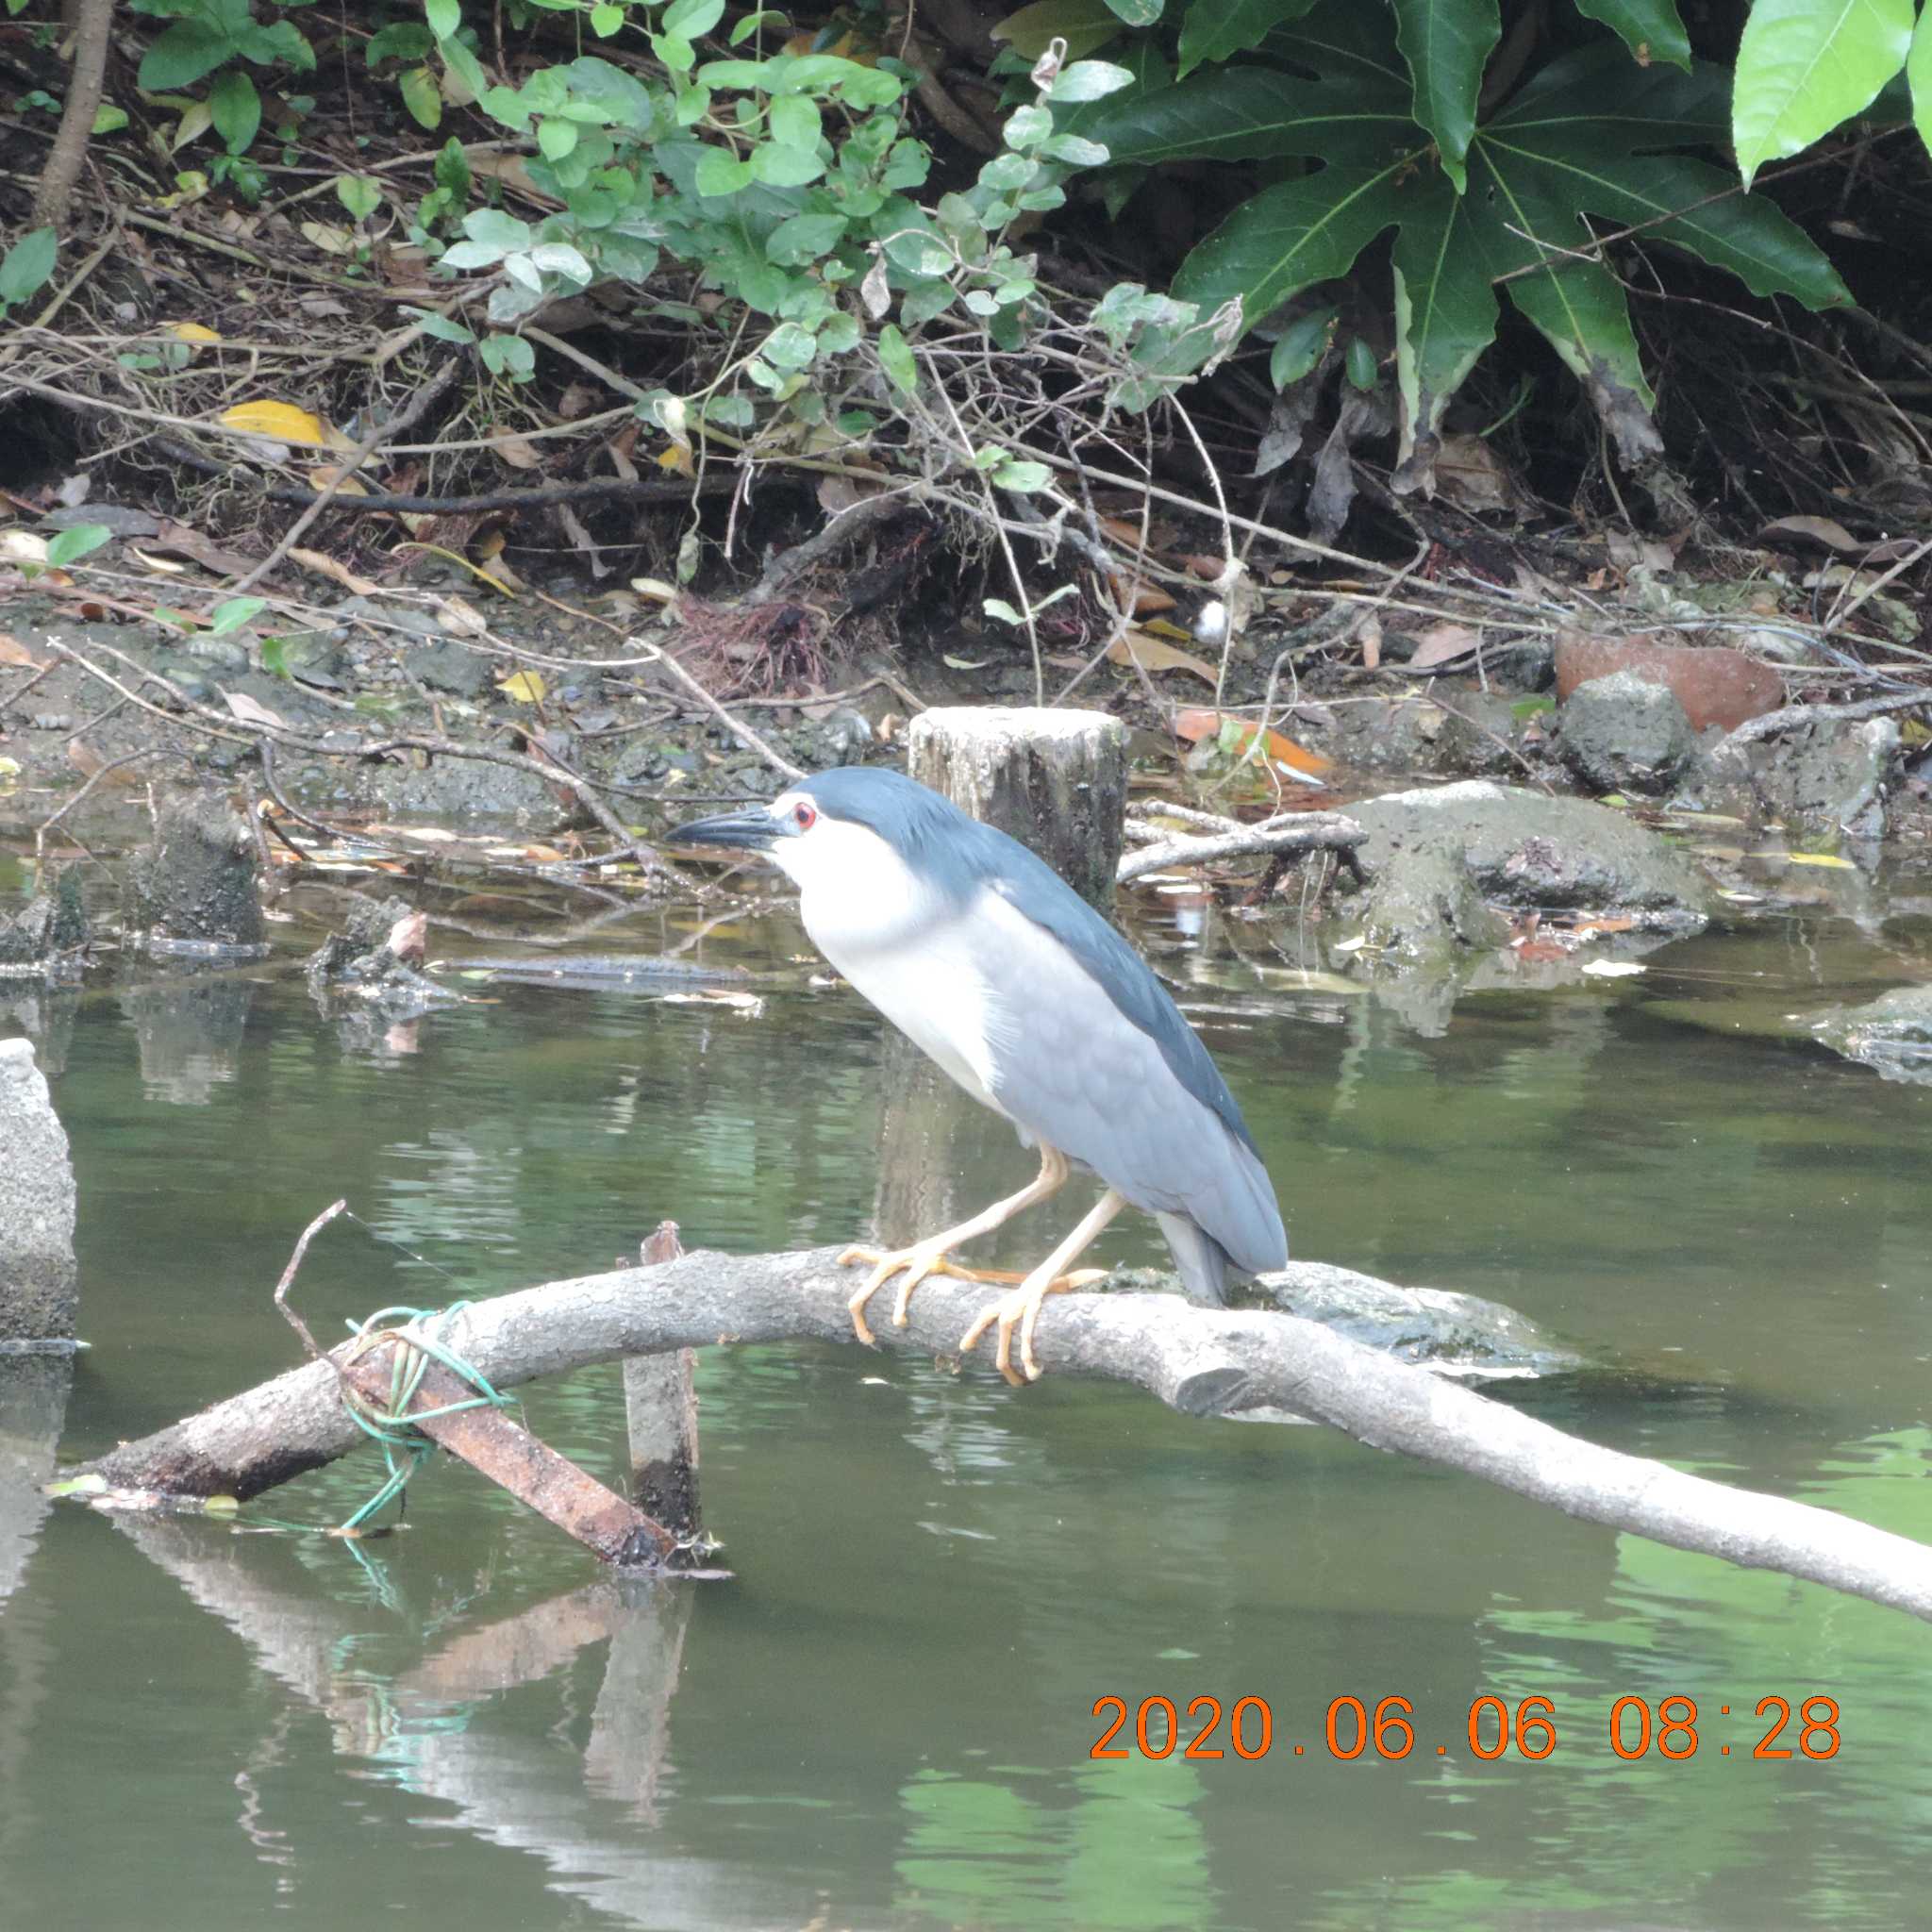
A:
[670,767,1286,1383]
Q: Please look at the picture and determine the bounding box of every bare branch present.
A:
[67,1246,1932,1624]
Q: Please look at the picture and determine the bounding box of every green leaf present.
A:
[1046,59,1137,101]
[538,116,577,158]
[766,209,848,260]
[335,174,381,220]
[694,146,756,194]
[730,9,787,45]
[1176,0,1318,76]
[92,103,130,133]
[1391,0,1499,189]
[0,226,57,308]
[1343,334,1379,390]
[1040,132,1110,164]
[1912,7,1932,158]
[762,320,817,367]
[1269,303,1337,385]
[1732,0,1912,186]
[366,22,434,63]
[462,207,532,251]
[818,311,859,352]
[768,92,819,146]
[1569,0,1690,69]
[208,68,260,152]
[991,0,1125,59]
[749,141,824,185]
[399,64,441,127]
[426,0,461,39]
[877,322,917,393]
[663,0,724,36]
[139,22,230,90]
[207,595,268,635]
[1101,0,1163,21]
[434,136,472,196]
[1004,104,1055,147]
[260,636,290,677]
[45,524,111,567]
[591,3,624,33]
[479,332,536,378]
[992,458,1053,491]
[408,308,477,342]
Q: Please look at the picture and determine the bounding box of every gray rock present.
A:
[0,871,88,977]
[1245,1261,1585,1377]
[1709,715,1898,841]
[0,1039,78,1342]
[1335,779,1713,969]
[403,638,495,698]
[128,791,265,951]
[1326,693,1441,771]
[1433,689,1526,775]
[1810,984,1932,1083]
[1484,633,1556,691]
[1557,669,1697,793]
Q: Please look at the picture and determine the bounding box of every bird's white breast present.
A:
[783,822,1006,1114]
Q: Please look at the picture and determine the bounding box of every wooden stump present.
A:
[908,706,1126,910]
[623,1220,703,1553]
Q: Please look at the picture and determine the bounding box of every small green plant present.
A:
[129,0,316,160]
[0,226,57,317]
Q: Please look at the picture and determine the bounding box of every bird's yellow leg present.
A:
[959,1189,1126,1386]
[839,1146,1071,1345]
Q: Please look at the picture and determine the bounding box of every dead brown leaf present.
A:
[224,689,290,730]
[0,633,50,668]
[288,548,380,596]
[487,426,543,471]
[1407,622,1481,669]
[1108,630,1219,686]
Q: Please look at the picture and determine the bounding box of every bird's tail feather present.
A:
[1155,1212,1233,1306]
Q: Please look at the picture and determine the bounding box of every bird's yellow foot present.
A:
[837,1243,1008,1345]
[958,1268,1107,1385]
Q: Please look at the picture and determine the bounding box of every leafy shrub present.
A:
[1074,0,1851,491]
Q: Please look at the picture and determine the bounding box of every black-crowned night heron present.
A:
[670,767,1286,1383]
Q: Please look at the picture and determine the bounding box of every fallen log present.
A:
[67,1246,1932,1623]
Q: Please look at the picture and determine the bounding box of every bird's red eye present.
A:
[792,801,817,830]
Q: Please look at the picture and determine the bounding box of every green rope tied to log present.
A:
[335,1302,511,1532]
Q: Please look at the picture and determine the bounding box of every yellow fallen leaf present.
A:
[497,670,546,703]
[1782,852,1857,869]
[167,321,221,344]
[1108,629,1220,687]
[657,442,694,475]
[220,400,336,448]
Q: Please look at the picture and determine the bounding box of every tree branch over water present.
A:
[69,1247,1932,1623]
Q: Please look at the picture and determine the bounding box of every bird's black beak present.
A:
[666,805,780,852]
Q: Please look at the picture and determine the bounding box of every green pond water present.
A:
[4,847,1932,1930]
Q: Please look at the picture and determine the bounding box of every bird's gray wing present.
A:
[970,885,1286,1282]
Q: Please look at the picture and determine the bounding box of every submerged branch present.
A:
[67,1247,1932,1623]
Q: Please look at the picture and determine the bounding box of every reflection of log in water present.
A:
[117,1513,705,1895]
[117,971,256,1106]
[0,988,78,1079]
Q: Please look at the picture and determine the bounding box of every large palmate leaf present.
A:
[1391,0,1499,188]
[1090,12,1848,482]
